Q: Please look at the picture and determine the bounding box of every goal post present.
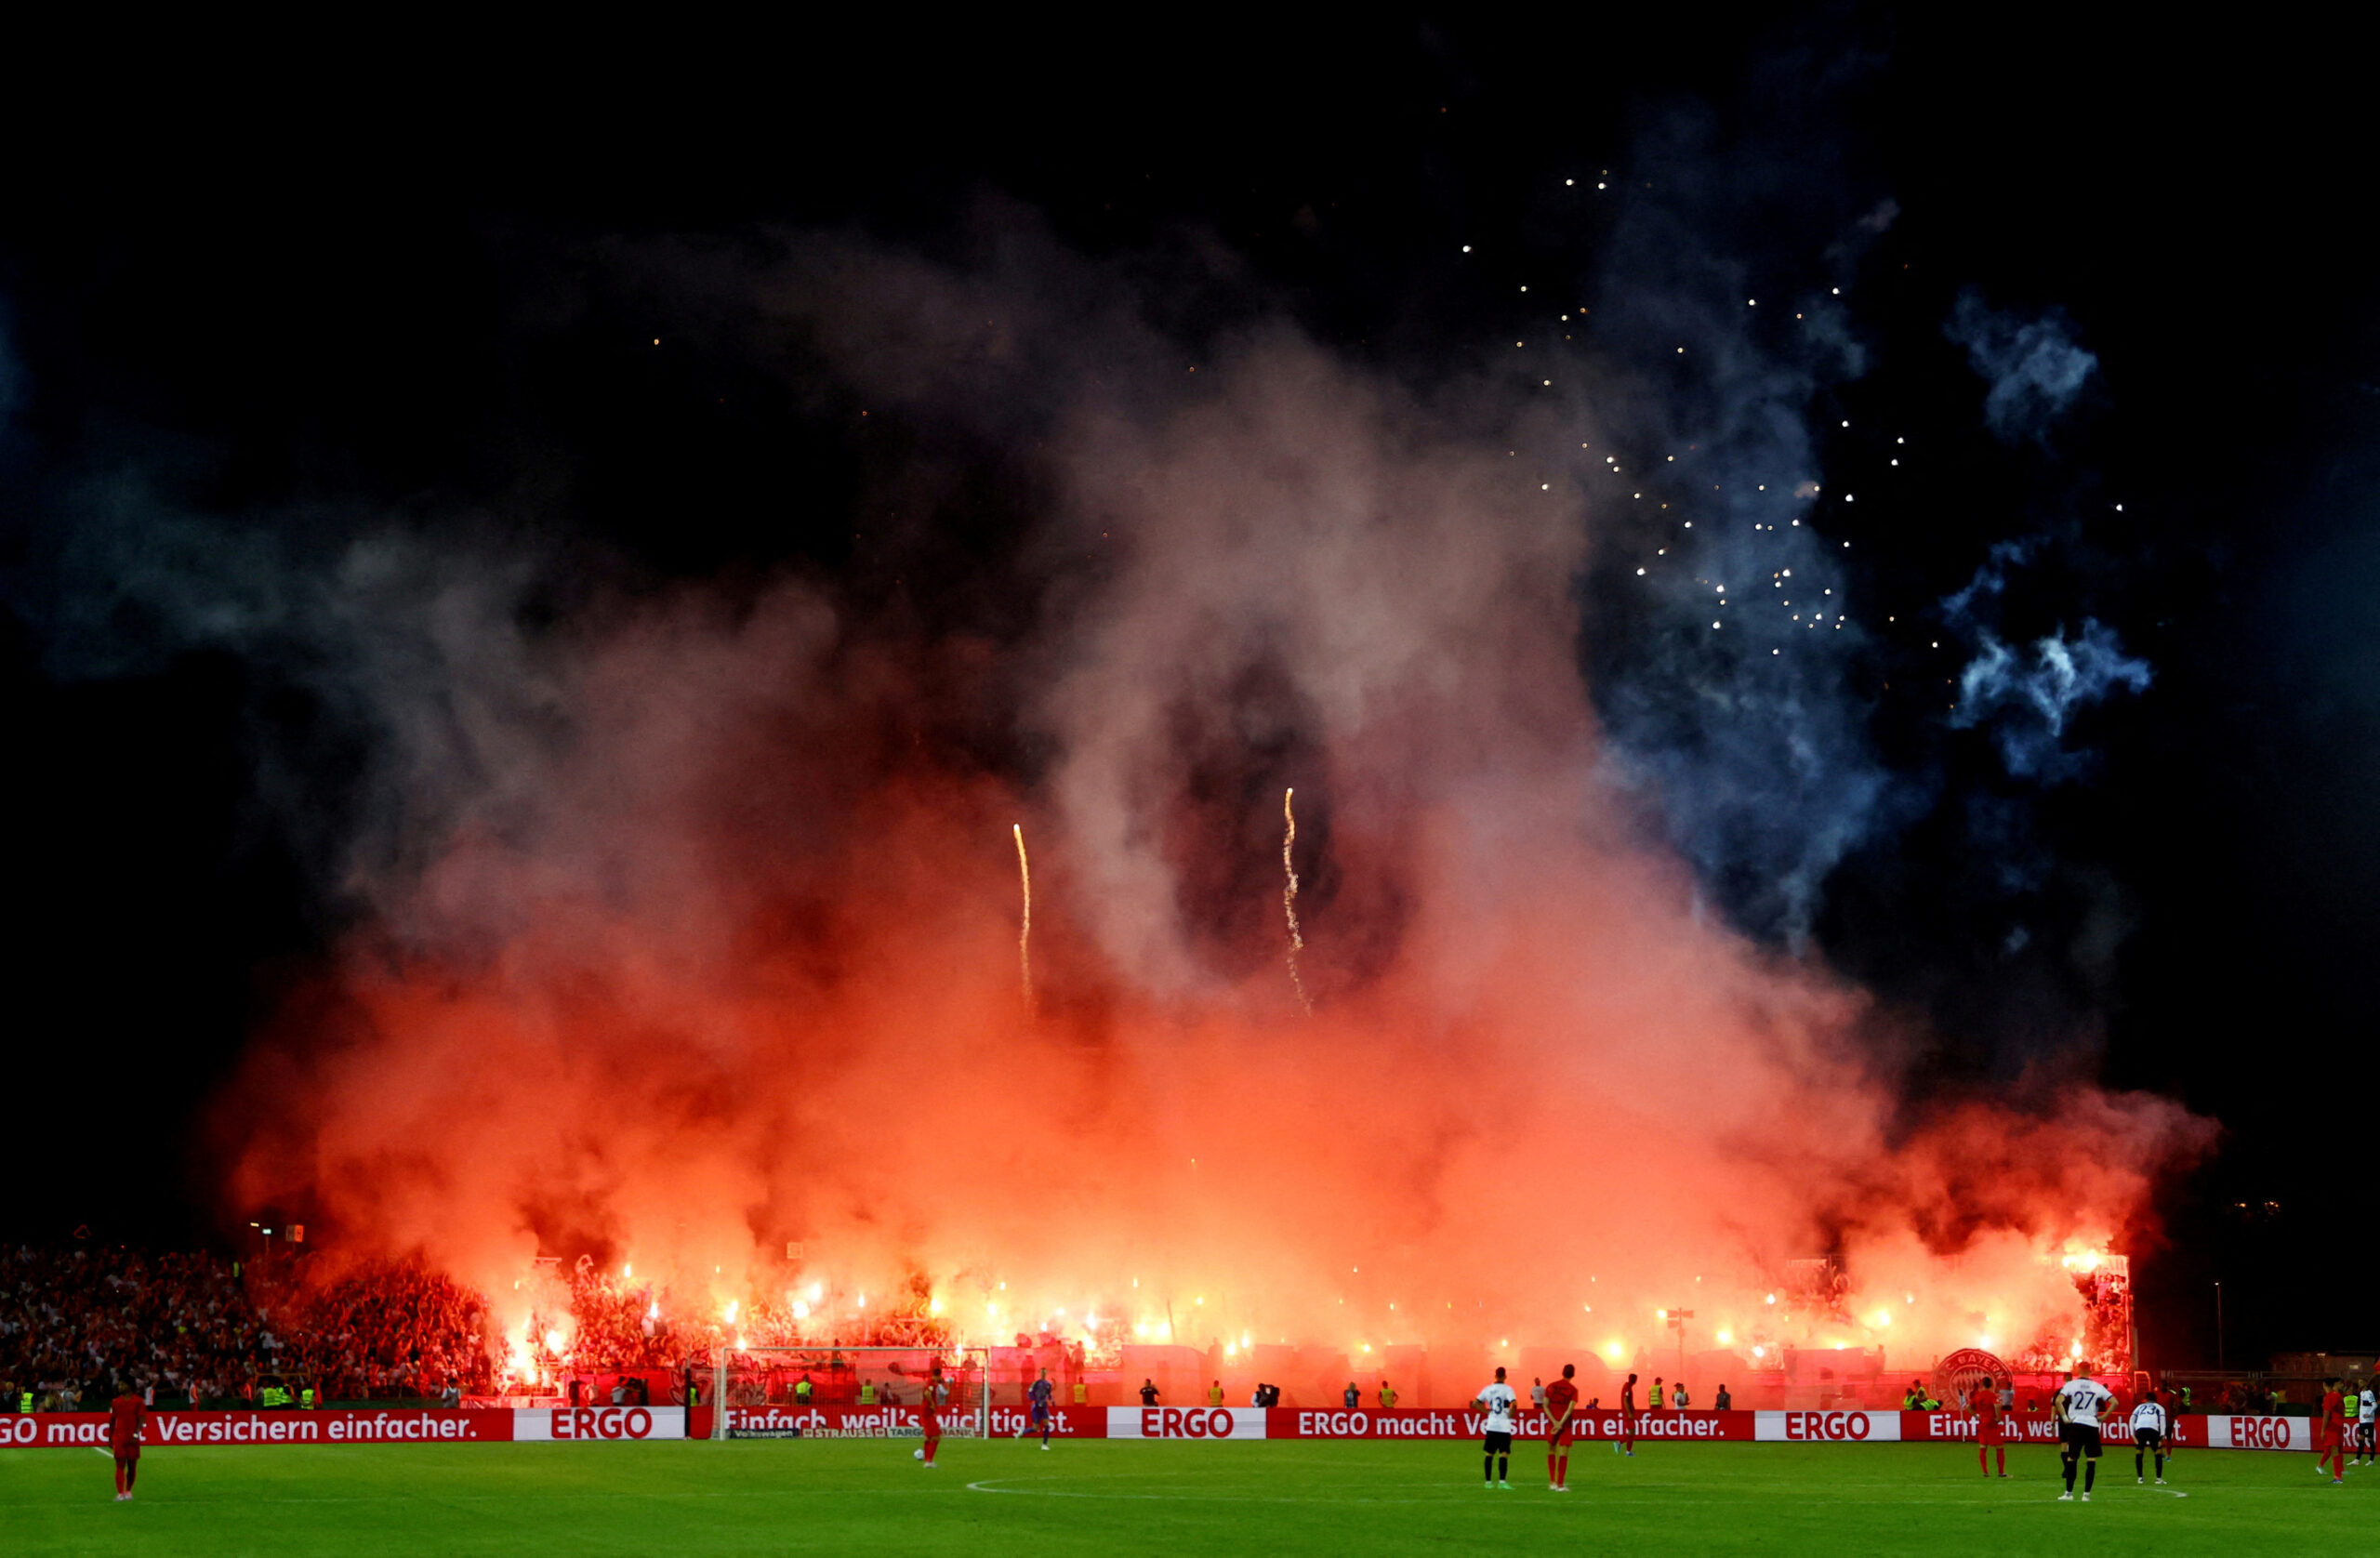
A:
[708,1345,990,1440]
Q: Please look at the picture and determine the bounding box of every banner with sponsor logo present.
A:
[704,1405,1082,1440]
[1895,1411,2209,1448]
[3,1409,512,1448]
[1108,1406,1267,1440]
[1268,1407,1750,1443]
[1755,1409,1903,1443]
[2204,1414,2320,1452]
[512,1406,681,1442]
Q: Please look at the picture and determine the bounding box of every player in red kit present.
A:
[1969,1380,2007,1478]
[2317,1376,2347,1485]
[1543,1363,1580,1491]
[109,1383,147,1500]
[913,1362,944,1470]
[1615,1372,1637,1457]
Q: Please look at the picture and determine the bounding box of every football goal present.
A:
[709,1345,991,1439]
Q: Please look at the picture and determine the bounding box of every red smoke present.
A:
[218,331,2210,1386]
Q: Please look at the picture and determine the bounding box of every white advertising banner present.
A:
[1107,1405,1268,1440]
[1753,1409,1903,1444]
[510,1406,684,1442]
[2206,1414,2318,1452]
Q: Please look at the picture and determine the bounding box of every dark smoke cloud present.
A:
[1951,620,2151,780]
[1945,291,2099,442]
[1575,111,1898,944]
[1939,538,2152,783]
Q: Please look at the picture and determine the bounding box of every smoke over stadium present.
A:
[185,233,2211,1393]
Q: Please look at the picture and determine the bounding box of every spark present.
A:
[1013,823,1034,1015]
[1283,788,1312,1013]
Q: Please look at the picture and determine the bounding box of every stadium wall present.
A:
[2,1406,2338,1452]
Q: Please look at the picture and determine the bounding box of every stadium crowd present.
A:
[0,1246,493,1409]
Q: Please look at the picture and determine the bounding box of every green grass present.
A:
[4,1438,2372,1556]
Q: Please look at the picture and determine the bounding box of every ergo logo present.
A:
[549,1406,654,1440]
[1141,1407,1238,1438]
[1783,1411,1872,1441]
[2228,1416,2295,1449]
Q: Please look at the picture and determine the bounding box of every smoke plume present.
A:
[165,230,2211,1380]
[1945,291,2099,442]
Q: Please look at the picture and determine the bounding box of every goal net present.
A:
[709,1345,990,1440]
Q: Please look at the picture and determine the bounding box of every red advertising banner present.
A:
[3,1409,513,1449]
[1261,1407,1749,1443]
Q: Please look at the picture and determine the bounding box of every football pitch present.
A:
[4,1438,2370,1556]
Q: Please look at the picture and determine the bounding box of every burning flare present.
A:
[1283,787,1312,1013]
[1013,822,1034,1015]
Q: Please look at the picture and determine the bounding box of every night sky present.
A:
[3,13,2373,1370]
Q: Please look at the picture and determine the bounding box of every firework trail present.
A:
[1283,787,1311,1013]
[1013,823,1034,1014]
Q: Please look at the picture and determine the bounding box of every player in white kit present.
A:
[2054,1365,2114,1501]
[1474,1367,1518,1488]
[2129,1393,2169,1485]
